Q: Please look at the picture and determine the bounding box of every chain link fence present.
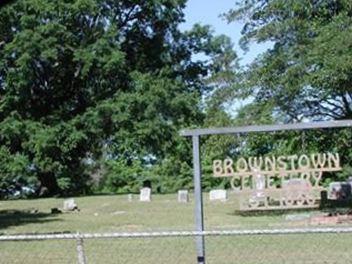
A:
[1,227,352,263]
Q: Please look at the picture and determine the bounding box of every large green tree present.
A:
[226,0,352,121]
[0,0,235,196]
[202,0,352,186]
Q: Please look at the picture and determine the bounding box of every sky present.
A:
[180,0,272,66]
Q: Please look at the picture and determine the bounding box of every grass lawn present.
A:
[0,193,351,263]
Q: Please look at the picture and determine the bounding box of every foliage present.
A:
[0,0,238,196]
[210,0,352,183]
[226,0,352,121]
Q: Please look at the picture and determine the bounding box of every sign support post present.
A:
[181,120,352,264]
[192,135,205,264]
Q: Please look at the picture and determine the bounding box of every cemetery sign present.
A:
[213,153,342,210]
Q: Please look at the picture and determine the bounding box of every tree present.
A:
[195,0,352,186]
[226,0,352,121]
[0,0,235,196]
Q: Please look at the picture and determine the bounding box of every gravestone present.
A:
[127,194,133,202]
[178,190,189,203]
[328,182,342,200]
[254,172,266,192]
[140,187,151,202]
[209,189,227,202]
[328,182,352,200]
[250,171,266,205]
[246,171,266,207]
[63,198,78,211]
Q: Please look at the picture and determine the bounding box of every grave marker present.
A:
[209,189,227,202]
[178,190,189,203]
[63,198,78,211]
[328,181,352,200]
[140,187,151,202]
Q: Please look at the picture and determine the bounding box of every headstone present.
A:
[178,190,189,203]
[328,182,352,200]
[127,194,133,202]
[253,171,266,198]
[328,182,341,200]
[63,198,78,211]
[246,172,267,207]
[209,189,227,202]
[140,187,151,202]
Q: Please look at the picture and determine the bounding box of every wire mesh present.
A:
[205,232,352,264]
[0,239,77,264]
[1,228,352,264]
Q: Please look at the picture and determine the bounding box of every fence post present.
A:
[192,135,205,264]
[76,234,87,264]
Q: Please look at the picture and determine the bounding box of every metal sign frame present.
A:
[180,120,352,264]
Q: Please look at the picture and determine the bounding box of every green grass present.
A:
[0,193,295,235]
[0,194,351,263]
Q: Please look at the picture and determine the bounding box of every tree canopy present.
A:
[1,0,352,198]
[0,0,237,196]
[226,0,352,121]
[208,0,352,188]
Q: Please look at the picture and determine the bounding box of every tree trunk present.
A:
[38,172,59,196]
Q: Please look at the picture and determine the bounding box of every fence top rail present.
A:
[180,120,352,137]
[2,227,352,241]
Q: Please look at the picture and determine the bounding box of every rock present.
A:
[29,208,38,214]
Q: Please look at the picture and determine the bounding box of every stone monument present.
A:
[140,187,151,202]
[63,198,78,211]
[209,189,227,202]
[178,190,189,203]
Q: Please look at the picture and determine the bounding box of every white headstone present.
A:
[63,198,77,211]
[127,194,133,202]
[140,187,151,202]
[209,189,227,202]
[178,190,189,203]
[253,171,266,198]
